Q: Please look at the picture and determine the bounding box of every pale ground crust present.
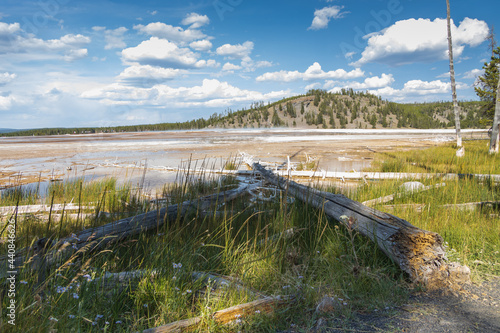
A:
[2,129,484,190]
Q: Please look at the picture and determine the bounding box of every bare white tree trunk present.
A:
[447,0,462,147]
[489,72,500,153]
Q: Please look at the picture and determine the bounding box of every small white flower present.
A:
[49,316,58,322]
[343,302,348,306]
[105,321,109,325]
[235,314,242,318]
[235,319,242,324]
[255,310,261,314]
[186,289,192,294]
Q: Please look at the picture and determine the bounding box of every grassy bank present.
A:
[1,145,499,332]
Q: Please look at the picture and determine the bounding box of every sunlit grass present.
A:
[1,146,499,331]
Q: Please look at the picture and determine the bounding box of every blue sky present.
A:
[0,0,497,129]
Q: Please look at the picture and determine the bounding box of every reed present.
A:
[0,149,498,332]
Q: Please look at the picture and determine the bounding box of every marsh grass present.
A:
[1,146,498,332]
[369,140,500,174]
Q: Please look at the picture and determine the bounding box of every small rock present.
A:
[316,317,328,329]
[399,181,424,193]
[315,296,336,314]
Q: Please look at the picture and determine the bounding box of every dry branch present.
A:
[142,296,293,333]
[249,160,470,288]
[362,183,446,207]
[0,203,95,216]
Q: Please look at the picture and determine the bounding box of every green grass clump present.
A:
[369,141,500,174]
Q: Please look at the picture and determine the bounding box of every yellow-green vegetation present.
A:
[360,140,500,281]
[369,140,500,174]
[1,145,498,332]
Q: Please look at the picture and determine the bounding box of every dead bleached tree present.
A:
[446,0,463,150]
[489,71,500,153]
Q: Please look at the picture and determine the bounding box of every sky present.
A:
[0,0,498,129]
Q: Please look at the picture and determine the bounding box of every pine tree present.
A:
[475,47,500,123]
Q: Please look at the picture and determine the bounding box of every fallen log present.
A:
[362,182,446,207]
[381,201,500,213]
[0,203,95,216]
[249,161,470,288]
[142,296,293,333]
[0,182,258,279]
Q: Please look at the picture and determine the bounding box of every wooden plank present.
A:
[249,161,470,288]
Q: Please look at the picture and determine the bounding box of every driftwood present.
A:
[0,203,95,216]
[250,169,500,182]
[143,296,293,333]
[362,183,446,207]
[0,182,257,279]
[381,201,500,213]
[249,161,470,288]
[191,272,265,299]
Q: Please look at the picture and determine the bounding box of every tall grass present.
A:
[369,141,500,174]
[1,145,498,332]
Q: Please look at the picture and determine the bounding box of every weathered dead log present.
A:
[191,271,265,299]
[382,201,500,213]
[0,183,257,279]
[442,201,500,211]
[250,161,470,288]
[362,183,446,207]
[142,296,293,333]
[0,203,95,216]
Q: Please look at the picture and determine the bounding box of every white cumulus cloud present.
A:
[216,41,254,59]
[256,62,364,82]
[308,6,348,30]
[181,13,210,29]
[81,78,290,108]
[368,79,469,101]
[0,72,17,85]
[325,73,394,90]
[122,37,207,69]
[190,39,212,52]
[118,65,185,85]
[134,22,206,43]
[222,62,242,71]
[104,27,128,50]
[351,17,489,67]
[462,68,483,79]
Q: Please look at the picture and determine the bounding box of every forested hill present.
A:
[3,89,486,136]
